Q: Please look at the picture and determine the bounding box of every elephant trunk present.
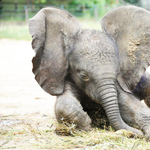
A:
[97,79,143,135]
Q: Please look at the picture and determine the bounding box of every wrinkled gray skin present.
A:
[29,6,150,137]
[133,72,150,108]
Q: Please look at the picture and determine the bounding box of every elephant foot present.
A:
[126,126,143,137]
[55,89,91,131]
[115,129,143,139]
[143,126,150,141]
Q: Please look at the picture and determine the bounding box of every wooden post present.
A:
[24,5,28,23]
[94,5,98,22]
[60,5,64,9]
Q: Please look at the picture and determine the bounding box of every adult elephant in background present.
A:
[29,5,150,138]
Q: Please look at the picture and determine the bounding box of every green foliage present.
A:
[35,0,47,3]
[71,0,118,7]
[69,0,120,18]
[46,0,73,5]
[124,0,139,4]
[1,0,121,21]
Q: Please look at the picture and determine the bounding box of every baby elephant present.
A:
[29,5,150,138]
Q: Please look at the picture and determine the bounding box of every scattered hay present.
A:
[55,122,77,136]
[115,129,142,139]
[0,110,150,149]
[86,107,110,129]
[1,116,150,149]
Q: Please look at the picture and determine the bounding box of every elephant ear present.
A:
[101,5,150,92]
[29,7,81,95]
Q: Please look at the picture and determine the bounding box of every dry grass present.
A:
[1,116,150,149]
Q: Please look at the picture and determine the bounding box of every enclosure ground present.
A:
[0,39,150,149]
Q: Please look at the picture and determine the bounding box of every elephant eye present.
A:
[77,69,89,82]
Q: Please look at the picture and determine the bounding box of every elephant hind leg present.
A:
[144,96,150,108]
[55,87,91,131]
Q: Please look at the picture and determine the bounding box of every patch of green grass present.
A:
[0,19,101,41]
[0,22,31,41]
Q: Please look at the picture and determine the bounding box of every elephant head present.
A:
[29,6,150,134]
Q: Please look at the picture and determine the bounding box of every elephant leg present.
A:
[144,96,150,108]
[117,85,150,137]
[55,84,91,131]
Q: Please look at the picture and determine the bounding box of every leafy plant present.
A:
[72,0,119,7]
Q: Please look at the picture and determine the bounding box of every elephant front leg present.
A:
[118,86,150,138]
[55,85,91,131]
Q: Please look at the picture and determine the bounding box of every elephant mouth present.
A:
[87,92,101,104]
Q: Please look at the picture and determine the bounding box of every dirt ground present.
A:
[0,39,57,149]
